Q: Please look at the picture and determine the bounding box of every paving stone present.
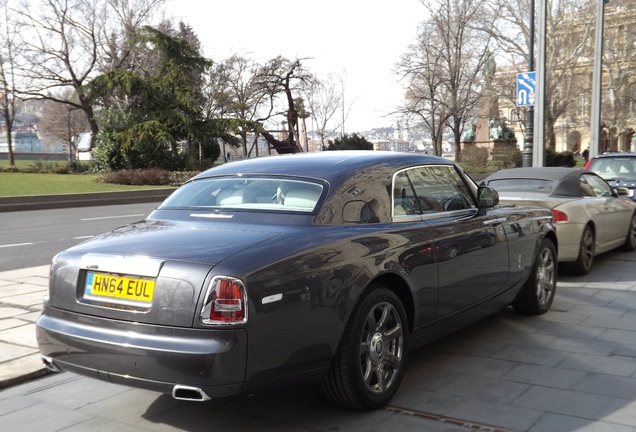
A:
[0,401,93,432]
[445,398,544,432]
[0,395,40,416]
[4,292,47,310]
[513,386,626,420]
[435,374,529,404]
[601,328,636,346]
[492,344,570,367]
[573,373,636,400]
[423,353,517,379]
[545,335,618,356]
[0,353,47,387]
[0,341,37,363]
[500,363,587,390]
[0,283,48,299]
[528,413,636,432]
[0,318,26,331]
[559,352,636,376]
[58,417,147,432]
[0,307,28,319]
[0,323,38,348]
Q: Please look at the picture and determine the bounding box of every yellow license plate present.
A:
[85,272,155,303]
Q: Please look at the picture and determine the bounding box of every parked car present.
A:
[484,167,636,275]
[584,152,636,201]
[37,151,557,410]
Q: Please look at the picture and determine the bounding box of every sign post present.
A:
[519,71,536,167]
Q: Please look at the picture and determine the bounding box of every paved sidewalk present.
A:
[0,265,50,387]
[2,255,636,431]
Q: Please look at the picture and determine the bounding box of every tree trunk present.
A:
[3,113,14,167]
[260,130,301,154]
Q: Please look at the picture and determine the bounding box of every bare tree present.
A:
[255,57,313,154]
[600,0,636,151]
[398,0,494,159]
[38,89,90,160]
[398,22,449,156]
[203,55,271,158]
[305,74,343,149]
[15,0,165,137]
[0,0,25,166]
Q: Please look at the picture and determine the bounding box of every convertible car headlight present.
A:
[200,276,248,325]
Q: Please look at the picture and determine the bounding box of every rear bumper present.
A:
[36,304,248,398]
[555,222,585,262]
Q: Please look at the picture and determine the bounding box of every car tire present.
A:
[322,285,408,410]
[562,224,594,275]
[620,213,636,252]
[513,238,557,315]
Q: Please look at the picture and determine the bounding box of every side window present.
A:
[392,165,475,219]
[579,176,595,197]
[393,172,419,216]
[583,173,613,197]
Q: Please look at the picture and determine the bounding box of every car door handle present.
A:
[483,218,506,226]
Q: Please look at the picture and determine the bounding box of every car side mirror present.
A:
[478,186,499,208]
[615,186,629,197]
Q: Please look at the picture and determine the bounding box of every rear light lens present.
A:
[551,209,568,222]
[200,276,247,325]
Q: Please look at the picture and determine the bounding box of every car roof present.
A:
[191,151,454,185]
[485,167,588,197]
[591,152,636,159]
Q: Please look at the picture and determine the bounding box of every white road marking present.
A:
[0,242,35,248]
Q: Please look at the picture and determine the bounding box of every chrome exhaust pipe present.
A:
[41,355,61,372]
[172,385,211,402]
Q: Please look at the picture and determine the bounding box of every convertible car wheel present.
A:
[562,225,594,275]
[322,285,408,410]
[621,213,636,252]
[513,238,557,315]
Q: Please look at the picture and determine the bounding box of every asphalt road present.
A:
[0,202,160,271]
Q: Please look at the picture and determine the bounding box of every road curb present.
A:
[0,188,176,212]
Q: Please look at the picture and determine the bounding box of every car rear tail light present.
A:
[200,276,247,325]
[551,209,568,222]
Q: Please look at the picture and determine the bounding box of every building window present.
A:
[576,95,589,117]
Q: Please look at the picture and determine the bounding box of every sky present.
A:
[166,0,427,132]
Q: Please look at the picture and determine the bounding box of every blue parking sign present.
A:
[517,72,536,107]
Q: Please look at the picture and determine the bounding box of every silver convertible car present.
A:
[37,151,557,410]
[484,167,636,275]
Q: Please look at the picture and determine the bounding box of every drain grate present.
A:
[385,405,517,432]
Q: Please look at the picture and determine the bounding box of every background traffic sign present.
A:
[517,72,536,107]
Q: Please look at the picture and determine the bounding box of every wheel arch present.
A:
[583,220,597,252]
[542,229,559,254]
[367,273,414,333]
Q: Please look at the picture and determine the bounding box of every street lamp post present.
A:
[589,0,607,158]
[522,0,535,167]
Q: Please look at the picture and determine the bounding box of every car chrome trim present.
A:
[484,218,507,226]
[200,276,248,325]
[172,385,211,401]
[79,254,164,278]
[262,293,283,304]
[41,355,62,372]
[190,212,234,219]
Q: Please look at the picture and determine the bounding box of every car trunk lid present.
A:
[48,220,281,327]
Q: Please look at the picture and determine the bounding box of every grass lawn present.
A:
[0,172,167,196]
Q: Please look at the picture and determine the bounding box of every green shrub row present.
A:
[0,160,94,174]
[98,168,199,186]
